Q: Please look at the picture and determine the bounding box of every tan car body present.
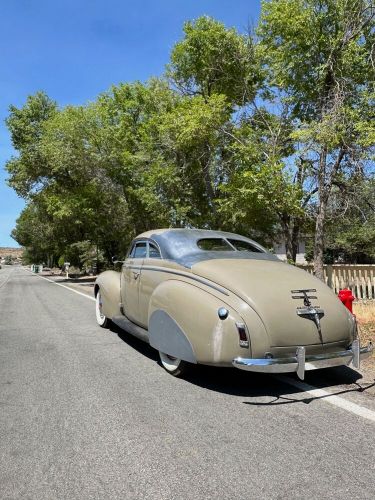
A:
[95,229,372,378]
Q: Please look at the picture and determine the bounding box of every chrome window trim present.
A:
[131,237,164,260]
[147,240,162,259]
[195,236,265,254]
[129,240,148,259]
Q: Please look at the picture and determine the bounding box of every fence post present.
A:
[326,265,333,290]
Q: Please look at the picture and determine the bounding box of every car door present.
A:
[138,241,163,328]
[121,241,147,324]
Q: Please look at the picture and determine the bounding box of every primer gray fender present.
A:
[94,270,121,319]
[148,279,248,365]
[149,310,197,363]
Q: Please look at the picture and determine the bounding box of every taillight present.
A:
[236,322,249,348]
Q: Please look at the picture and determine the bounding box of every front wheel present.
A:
[95,290,109,328]
[159,351,191,377]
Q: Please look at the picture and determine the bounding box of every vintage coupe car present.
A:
[94,229,372,378]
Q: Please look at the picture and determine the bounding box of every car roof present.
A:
[135,228,278,268]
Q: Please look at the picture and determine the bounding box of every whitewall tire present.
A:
[96,290,109,328]
[159,351,190,377]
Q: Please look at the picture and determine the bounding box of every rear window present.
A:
[197,238,233,251]
[228,239,263,253]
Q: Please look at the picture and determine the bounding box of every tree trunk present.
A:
[281,215,295,262]
[202,147,217,226]
[314,148,328,281]
[284,232,293,261]
[291,221,300,263]
[313,147,345,281]
[313,199,326,281]
[203,161,215,210]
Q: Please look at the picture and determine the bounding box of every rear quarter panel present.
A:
[148,279,254,365]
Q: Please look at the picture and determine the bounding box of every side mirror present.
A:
[112,256,124,264]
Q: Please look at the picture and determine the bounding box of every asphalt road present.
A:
[1,266,375,500]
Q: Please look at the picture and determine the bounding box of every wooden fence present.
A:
[298,265,375,300]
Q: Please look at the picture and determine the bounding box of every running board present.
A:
[111,315,149,344]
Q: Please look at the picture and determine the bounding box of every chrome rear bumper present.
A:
[232,340,373,380]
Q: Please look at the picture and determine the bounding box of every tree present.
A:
[5,92,57,198]
[165,16,268,231]
[168,15,317,257]
[323,177,375,262]
[217,106,312,256]
[6,9,374,272]
[168,16,260,105]
[11,202,58,266]
[150,93,232,227]
[257,0,375,278]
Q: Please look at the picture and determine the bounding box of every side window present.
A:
[131,242,147,259]
[148,243,161,259]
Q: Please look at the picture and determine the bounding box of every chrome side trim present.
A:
[125,264,229,296]
[232,342,373,380]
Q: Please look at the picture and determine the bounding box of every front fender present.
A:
[148,279,250,366]
[95,270,121,319]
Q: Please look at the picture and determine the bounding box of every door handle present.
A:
[132,271,140,280]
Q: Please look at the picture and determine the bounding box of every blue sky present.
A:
[0,0,261,247]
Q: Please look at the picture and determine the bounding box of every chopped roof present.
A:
[135,229,278,268]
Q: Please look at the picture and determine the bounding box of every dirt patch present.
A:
[0,247,23,259]
[354,301,375,377]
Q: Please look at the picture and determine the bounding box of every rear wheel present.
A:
[159,351,191,377]
[95,290,109,328]
[159,351,190,377]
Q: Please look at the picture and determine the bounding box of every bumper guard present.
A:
[232,340,373,380]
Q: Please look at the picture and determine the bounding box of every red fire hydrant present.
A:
[338,288,355,313]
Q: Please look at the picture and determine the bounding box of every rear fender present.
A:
[148,279,249,365]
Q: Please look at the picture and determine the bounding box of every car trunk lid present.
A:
[191,258,352,347]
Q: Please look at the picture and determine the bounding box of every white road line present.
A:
[0,268,14,288]
[277,375,375,424]
[26,269,95,302]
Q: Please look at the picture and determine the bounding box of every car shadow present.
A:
[187,364,375,402]
[109,321,375,404]
[109,321,159,362]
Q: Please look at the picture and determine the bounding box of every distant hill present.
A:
[0,247,23,260]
